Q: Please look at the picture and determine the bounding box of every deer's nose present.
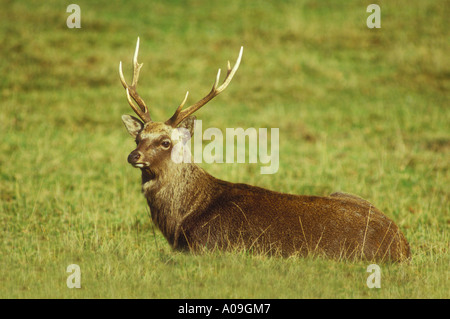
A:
[127,151,141,164]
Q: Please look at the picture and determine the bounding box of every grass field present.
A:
[0,0,448,298]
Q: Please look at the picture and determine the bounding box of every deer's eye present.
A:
[161,140,171,149]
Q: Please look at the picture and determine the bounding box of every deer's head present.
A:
[120,38,243,178]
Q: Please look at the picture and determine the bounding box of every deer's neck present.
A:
[140,162,217,245]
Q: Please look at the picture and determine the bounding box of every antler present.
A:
[165,46,243,127]
[119,37,152,123]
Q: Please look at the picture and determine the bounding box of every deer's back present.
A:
[176,181,410,262]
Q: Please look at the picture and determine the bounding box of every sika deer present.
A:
[119,38,410,262]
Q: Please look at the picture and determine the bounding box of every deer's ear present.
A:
[177,115,196,138]
[122,115,144,138]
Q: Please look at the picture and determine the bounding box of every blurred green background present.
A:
[0,0,448,298]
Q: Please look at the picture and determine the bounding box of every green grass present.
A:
[1,0,448,298]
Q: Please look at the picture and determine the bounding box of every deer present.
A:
[119,38,411,262]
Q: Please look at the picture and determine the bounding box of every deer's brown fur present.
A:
[119,39,410,262]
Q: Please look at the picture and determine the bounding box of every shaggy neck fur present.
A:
[141,161,217,246]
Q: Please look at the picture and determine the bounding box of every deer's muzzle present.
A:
[128,150,146,168]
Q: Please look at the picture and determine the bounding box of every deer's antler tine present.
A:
[167,91,190,124]
[132,37,143,87]
[119,61,127,89]
[213,68,221,90]
[179,91,190,110]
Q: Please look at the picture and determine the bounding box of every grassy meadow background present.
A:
[0,0,448,298]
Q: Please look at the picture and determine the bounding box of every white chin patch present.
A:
[134,163,145,168]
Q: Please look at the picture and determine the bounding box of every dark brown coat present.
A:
[137,155,410,262]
